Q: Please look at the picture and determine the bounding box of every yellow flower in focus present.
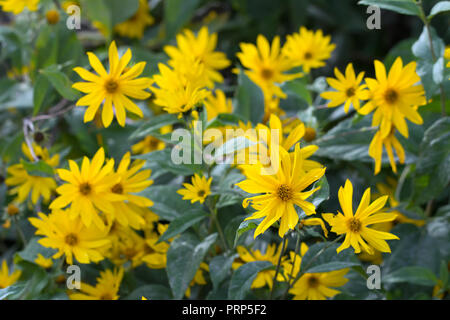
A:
[69,268,124,300]
[0,260,21,289]
[177,174,212,204]
[5,143,59,204]
[369,129,405,175]
[0,0,39,14]
[29,210,110,265]
[203,89,233,120]
[359,57,426,139]
[165,26,231,88]
[115,0,154,39]
[237,145,326,238]
[282,27,336,73]
[131,125,172,154]
[50,148,123,229]
[321,63,368,113]
[185,262,209,298]
[34,254,53,269]
[323,179,399,255]
[72,41,152,127]
[232,243,284,289]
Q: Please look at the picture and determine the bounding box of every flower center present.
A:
[7,204,19,216]
[307,275,319,288]
[384,88,398,104]
[111,183,124,194]
[304,51,312,60]
[346,87,355,97]
[277,184,293,202]
[348,217,362,233]
[261,68,274,80]
[65,233,79,246]
[79,183,92,195]
[148,139,159,149]
[197,190,206,197]
[100,293,113,300]
[105,79,119,93]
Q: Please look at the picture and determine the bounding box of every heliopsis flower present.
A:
[282,27,336,73]
[108,225,147,268]
[69,268,124,300]
[5,143,59,204]
[34,254,53,269]
[237,35,301,101]
[142,223,170,269]
[0,0,39,14]
[237,144,326,238]
[290,268,349,300]
[164,26,231,88]
[359,57,426,139]
[177,174,212,204]
[185,262,209,298]
[321,63,368,112]
[0,260,21,289]
[131,125,172,154]
[50,148,123,229]
[72,41,152,128]
[151,63,210,115]
[114,0,154,39]
[203,89,233,120]
[29,209,110,265]
[232,243,284,289]
[369,129,405,175]
[323,179,399,255]
[107,152,153,229]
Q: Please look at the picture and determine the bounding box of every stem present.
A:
[269,236,287,300]
[13,215,27,247]
[207,199,229,252]
[282,229,302,299]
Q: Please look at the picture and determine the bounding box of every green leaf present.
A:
[110,0,139,25]
[300,242,360,273]
[206,113,246,129]
[308,175,330,208]
[209,253,238,289]
[158,209,209,243]
[233,218,262,247]
[280,78,312,111]
[213,136,257,161]
[20,159,55,177]
[129,114,180,140]
[234,71,265,125]
[384,266,438,286]
[0,284,26,300]
[40,66,79,101]
[432,57,445,85]
[16,237,56,263]
[164,0,201,39]
[33,74,51,116]
[428,1,450,19]
[357,0,421,16]
[125,284,173,300]
[80,0,112,38]
[228,261,273,299]
[166,233,217,299]
[134,149,201,176]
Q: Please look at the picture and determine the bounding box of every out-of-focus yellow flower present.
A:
[0,260,21,289]
[0,0,39,14]
[69,268,124,300]
[203,89,233,121]
[185,262,209,298]
[115,0,154,39]
[34,253,53,269]
[131,125,172,155]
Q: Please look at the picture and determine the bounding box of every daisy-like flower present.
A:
[232,243,284,289]
[0,260,21,289]
[282,27,336,73]
[114,0,154,39]
[323,179,399,254]
[321,63,368,113]
[34,254,53,269]
[237,35,302,101]
[164,26,231,88]
[131,125,172,155]
[50,148,124,229]
[0,0,39,14]
[236,144,326,238]
[203,89,233,121]
[177,174,212,204]
[5,143,59,204]
[29,209,110,265]
[359,57,426,139]
[150,63,210,116]
[69,268,124,300]
[369,128,405,174]
[108,224,148,268]
[72,41,152,128]
[107,152,154,229]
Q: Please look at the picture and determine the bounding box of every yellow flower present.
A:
[106,152,153,229]
[72,41,152,128]
[369,129,405,175]
[142,223,170,269]
[165,26,231,88]
[0,260,21,289]
[69,268,124,300]
[185,262,209,298]
[150,63,210,115]
[232,243,283,289]
[445,47,450,79]
[131,125,172,154]
[237,144,326,238]
[5,143,59,204]
[237,35,301,101]
[359,57,426,139]
[34,253,53,269]
[0,0,39,14]
[321,63,368,113]
[282,27,336,73]
[203,89,233,121]
[108,224,147,268]
[50,148,123,229]
[323,179,399,255]
[114,0,154,39]
[290,268,349,300]
[29,209,110,265]
[177,174,212,204]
